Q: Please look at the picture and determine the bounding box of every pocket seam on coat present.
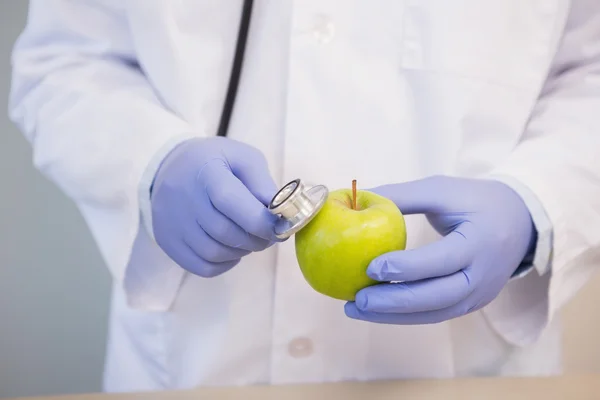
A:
[398,1,562,90]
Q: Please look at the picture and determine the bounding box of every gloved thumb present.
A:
[236,165,278,207]
[368,175,450,215]
[228,149,279,207]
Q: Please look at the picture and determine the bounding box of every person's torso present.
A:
[103,0,568,392]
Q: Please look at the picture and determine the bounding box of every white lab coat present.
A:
[8,0,600,393]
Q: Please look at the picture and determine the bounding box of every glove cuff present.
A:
[138,133,199,243]
[486,174,554,280]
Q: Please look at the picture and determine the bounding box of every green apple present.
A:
[294,181,407,301]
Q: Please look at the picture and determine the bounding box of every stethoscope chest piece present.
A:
[268,179,329,240]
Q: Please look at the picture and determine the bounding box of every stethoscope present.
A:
[217,0,329,240]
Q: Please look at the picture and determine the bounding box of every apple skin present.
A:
[294,188,407,301]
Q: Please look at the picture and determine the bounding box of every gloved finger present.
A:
[168,241,240,278]
[345,290,477,325]
[368,176,454,215]
[367,225,476,282]
[183,224,251,263]
[202,159,279,242]
[227,143,279,206]
[354,269,472,314]
[195,186,273,252]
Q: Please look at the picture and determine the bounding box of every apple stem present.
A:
[352,179,357,210]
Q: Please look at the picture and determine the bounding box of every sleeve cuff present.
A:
[487,174,554,279]
[138,133,197,242]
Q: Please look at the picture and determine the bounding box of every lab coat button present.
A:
[288,337,313,358]
[312,14,335,44]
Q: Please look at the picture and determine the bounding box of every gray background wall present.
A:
[0,2,111,398]
[1,1,600,399]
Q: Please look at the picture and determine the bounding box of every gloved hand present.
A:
[150,137,281,278]
[344,175,536,324]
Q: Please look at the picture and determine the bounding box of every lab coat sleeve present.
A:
[8,0,197,310]
[482,0,600,347]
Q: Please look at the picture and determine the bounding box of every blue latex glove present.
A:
[344,175,536,324]
[150,137,281,277]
